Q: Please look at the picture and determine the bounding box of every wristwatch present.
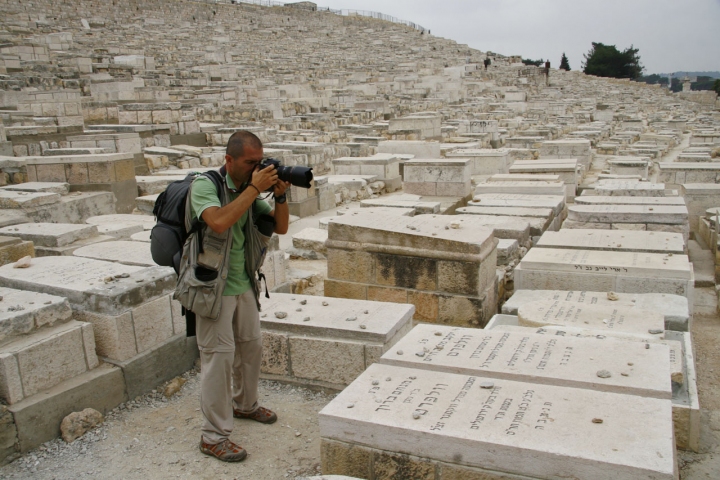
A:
[274,193,287,204]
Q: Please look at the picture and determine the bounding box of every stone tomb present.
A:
[0,235,34,266]
[574,196,686,207]
[0,287,126,453]
[18,152,138,213]
[73,240,157,267]
[0,257,180,362]
[681,184,720,232]
[585,181,672,197]
[537,229,686,255]
[319,364,676,479]
[445,148,510,175]
[325,211,498,327]
[508,159,579,199]
[381,324,671,399]
[331,154,402,192]
[0,222,112,257]
[474,180,566,197]
[503,290,690,332]
[516,300,666,337]
[0,287,73,344]
[456,210,553,239]
[514,248,694,305]
[564,205,690,242]
[402,158,472,197]
[567,205,688,225]
[484,316,699,452]
[0,319,99,405]
[258,293,413,389]
[468,193,566,219]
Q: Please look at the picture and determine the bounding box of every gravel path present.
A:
[0,368,335,480]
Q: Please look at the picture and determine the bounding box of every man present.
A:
[190,130,290,462]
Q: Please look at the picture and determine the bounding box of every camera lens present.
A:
[277,165,313,189]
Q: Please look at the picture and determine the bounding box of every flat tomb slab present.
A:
[86,214,155,230]
[0,191,60,209]
[567,205,688,224]
[259,293,413,344]
[319,363,677,480]
[469,194,565,216]
[474,181,565,196]
[537,229,686,255]
[73,240,156,266]
[327,211,496,259]
[453,214,539,243]
[589,182,670,197]
[0,287,72,344]
[574,196,686,206]
[0,256,175,316]
[517,300,666,337]
[502,290,689,332]
[380,324,671,399]
[517,248,692,280]
[258,294,414,388]
[0,183,69,195]
[455,206,554,220]
[359,199,440,214]
[0,223,99,247]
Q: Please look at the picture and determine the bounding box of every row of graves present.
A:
[0,0,717,474]
[315,172,700,478]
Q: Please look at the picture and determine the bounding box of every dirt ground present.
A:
[1,268,720,479]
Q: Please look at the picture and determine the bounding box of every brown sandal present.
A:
[233,406,277,424]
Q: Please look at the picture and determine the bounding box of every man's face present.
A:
[226,145,264,186]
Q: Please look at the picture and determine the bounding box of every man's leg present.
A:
[197,296,238,444]
[231,289,262,413]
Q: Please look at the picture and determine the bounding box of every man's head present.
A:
[225,130,264,186]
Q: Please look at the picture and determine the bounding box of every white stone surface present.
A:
[517,300,666,336]
[502,289,690,332]
[319,363,677,479]
[73,240,157,266]
[537,229,686,254]
[469,194,565,216]
[0,223,99,247]
[568,205,688,225]
[0,287,72,342]
[381,324,671,399]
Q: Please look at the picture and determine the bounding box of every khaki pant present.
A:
[197,290,262,444]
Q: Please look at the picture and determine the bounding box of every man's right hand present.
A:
[250,164,278,193]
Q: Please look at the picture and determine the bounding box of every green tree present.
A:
[522,58,543,67]
[559,53,570,71]
[582,42,643,79]
[713,79,720,95]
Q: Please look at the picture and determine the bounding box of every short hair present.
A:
[226,130,262,159]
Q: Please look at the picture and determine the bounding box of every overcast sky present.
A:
[313,0,720,75]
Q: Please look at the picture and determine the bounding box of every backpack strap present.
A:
[188,169,226,253]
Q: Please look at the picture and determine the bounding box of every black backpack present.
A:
[150,170,224,273]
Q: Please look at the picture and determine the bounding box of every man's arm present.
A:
[202,166,278,234]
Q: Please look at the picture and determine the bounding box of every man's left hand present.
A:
[274,180,290,198]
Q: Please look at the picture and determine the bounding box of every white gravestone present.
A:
[381,324,671,399]
[514,248,694,306]
[502,290,690,332]
[319,363,676,479]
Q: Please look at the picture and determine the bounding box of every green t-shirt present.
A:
[190,174,272,296]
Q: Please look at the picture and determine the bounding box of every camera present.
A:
[259,158,313,191]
